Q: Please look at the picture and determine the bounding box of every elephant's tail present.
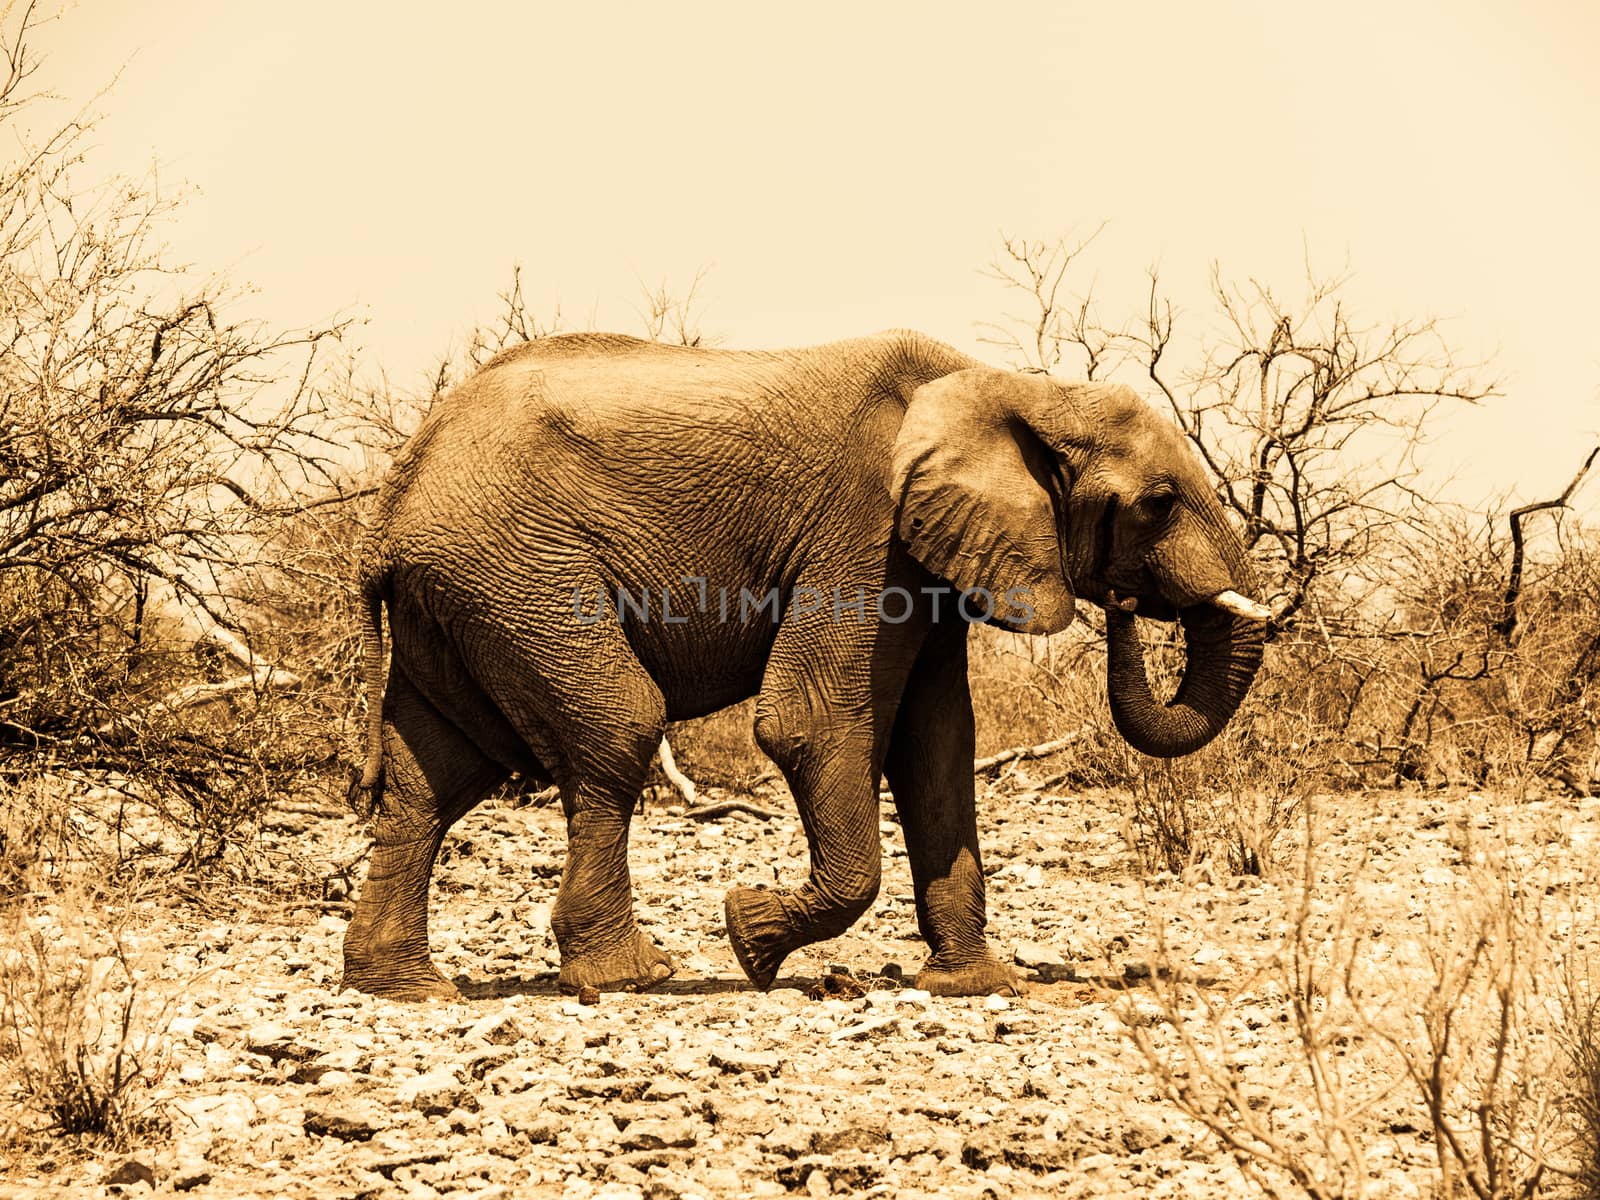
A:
[349,569,388,816]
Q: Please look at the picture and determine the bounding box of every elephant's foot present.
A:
[340,952,462,1002]
[914,954,1021,997]
[724,886,801,991]
[557,928,675,994]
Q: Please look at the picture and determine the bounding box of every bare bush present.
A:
[1118,658,1329,878]
[0,6,350,865]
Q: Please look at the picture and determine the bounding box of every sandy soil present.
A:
[2,772,1596,1199]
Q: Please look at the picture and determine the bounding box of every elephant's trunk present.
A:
[1105,602,1266,758]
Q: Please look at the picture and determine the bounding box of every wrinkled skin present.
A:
[341,331,1268,1001]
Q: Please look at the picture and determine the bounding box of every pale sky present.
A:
[39,1,1600,518]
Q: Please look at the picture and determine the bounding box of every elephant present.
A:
[342,329,1271,1001]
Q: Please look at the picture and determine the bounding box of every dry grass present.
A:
[1111,796,1595,1199]
[0,884,177,1150]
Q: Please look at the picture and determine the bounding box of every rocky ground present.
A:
[2,770,1597,1199]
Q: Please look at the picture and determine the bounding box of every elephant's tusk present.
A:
[1210,590,1273,622]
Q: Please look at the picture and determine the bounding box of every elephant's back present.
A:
[366,326,979,576]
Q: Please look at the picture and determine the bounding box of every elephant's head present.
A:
[889,367,1270,758]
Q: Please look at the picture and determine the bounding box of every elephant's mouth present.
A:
[1126,594,1178,622]
[1098,566,1179,623]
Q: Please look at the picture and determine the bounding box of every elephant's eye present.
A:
[1143,491,1177,523]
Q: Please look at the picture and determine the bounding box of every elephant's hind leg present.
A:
[469,624,676,994]
[342,668,507,1001]
[546,696,677,994]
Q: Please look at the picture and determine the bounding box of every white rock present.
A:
[396,1070,468,1115]
[1013,940,1066,969]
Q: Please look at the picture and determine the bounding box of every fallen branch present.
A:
[1024,770,1070,792]
[974,726,1093,774]
[683,798,785,822]
[268,801,351,821]
[97,566,303,734]
[149,666,299,716]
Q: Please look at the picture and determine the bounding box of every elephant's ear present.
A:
[889,369,1077,634]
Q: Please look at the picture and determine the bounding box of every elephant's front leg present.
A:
[883,626,1019,996]
[724,599,917,991]
[724,710,885,990]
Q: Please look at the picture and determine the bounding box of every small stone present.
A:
[174,1093,255,1140]
[709,1048,781,1079]
[245,1021,312,1062]
[192,1017,242,1047]
[464,1012,529,1046]
[578,985,601,1005]
[808,972,866,1001]
[814,1122,889,1154]
[487,1096,562,1144]
[878,962,905,983]
[778,1154,883,1193]
[397,1069,469,1115]
[310,1045,366,1078]
[829,1014,901,1042]
[643,1078,692,1101]
[618,1117,699,1150]
[1121,1113,1172,1153]
[105,1160,156,1189]
[1013,940,1066,969]
[983,993,1010,1012]
[464,1048,515,1080]
[171,1158,212,1192]
[609,1160,650,1185]
[303,1100,385,1141]
[203,1042,234,1074]
[762,1123,815,1159]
